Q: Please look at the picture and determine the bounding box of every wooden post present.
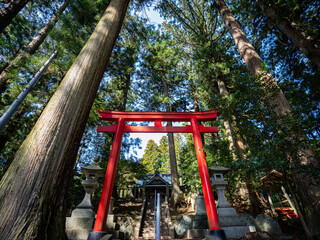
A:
[281,186,297,214]
[267,194,276,216]
[286,182,312,239]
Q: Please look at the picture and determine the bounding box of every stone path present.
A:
[138,197,203,240]
[139,197,170,239]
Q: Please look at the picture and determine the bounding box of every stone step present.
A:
[187,229,208,239]
[141,235,174,239]
[106,222,120,231]
[187,226,254,239]
[219,215,248,227]
[106,230,124,240]
[66,217,94,230]
[221,226,252,239]
[66,229,91,240]
[139,238,202,240]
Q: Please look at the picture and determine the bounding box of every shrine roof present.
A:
[135,172,171,187]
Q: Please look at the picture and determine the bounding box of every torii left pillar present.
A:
[88,110,227,240]
[88,118,125,240]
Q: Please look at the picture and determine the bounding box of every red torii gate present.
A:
[88,110,227,240]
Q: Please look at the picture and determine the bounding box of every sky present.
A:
[130,132,166,158]
[142,7,163,25]
[129,122,184,158]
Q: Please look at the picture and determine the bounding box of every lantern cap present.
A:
[209,166,230,175]
[81,157,104,177]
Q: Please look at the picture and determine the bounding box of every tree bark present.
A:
[0,0,29,34]
[216,78,248,159]
[0,0,129,239]
[162,78,182,206]
[189,77,206,143]
[117,73,131,111]
[255,0,320,68]
[0,0,69,94]
[216,78,252,208]
[215,0,320,236]
[217,79,238,161]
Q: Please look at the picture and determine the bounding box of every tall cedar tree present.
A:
[0,0,129,239]
[215,0,320,236]
[0,0,30,34]
[162,77,183,205]
[0,0,69,94]
[255,0,320,68]
[159,0,252,206]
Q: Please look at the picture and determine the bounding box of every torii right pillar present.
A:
[191,117,227,240]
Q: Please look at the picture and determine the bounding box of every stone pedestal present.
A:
[106,197,119,230]
[213,178,255,239]
[66,181,97,240]
[66,157,104,240]
[193,196,209,229]
[66,208,95,240]
[66,181,98,239]
[195,196,207,215]
[105,197,125,240]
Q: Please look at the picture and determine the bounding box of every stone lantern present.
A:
[127,179,136,198]
[66,157,104,240]
[209,166,255,239]
[78,157,105,209]
[210,166,231,209]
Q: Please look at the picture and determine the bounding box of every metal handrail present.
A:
[155,193,160,240]
[154,190,156,233]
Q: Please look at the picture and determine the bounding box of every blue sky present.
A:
[129,6,165,158]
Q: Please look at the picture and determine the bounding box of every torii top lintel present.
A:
[98,110,218,122]
[97,110,218,133]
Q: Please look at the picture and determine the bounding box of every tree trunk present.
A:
[255,0,320,68]
[216,78,252,209]
[189,77,206,143]
[215,0,320,236]
[162,78,182,206]
[0,0,129,239]
[189,77,200,112]
[216,78,248,159]
[0,0,29,34]
[118,73,131,111]
[0,0,69,94]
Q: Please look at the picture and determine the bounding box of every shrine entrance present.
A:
[143,171,172,199]
[88,110,226,240]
